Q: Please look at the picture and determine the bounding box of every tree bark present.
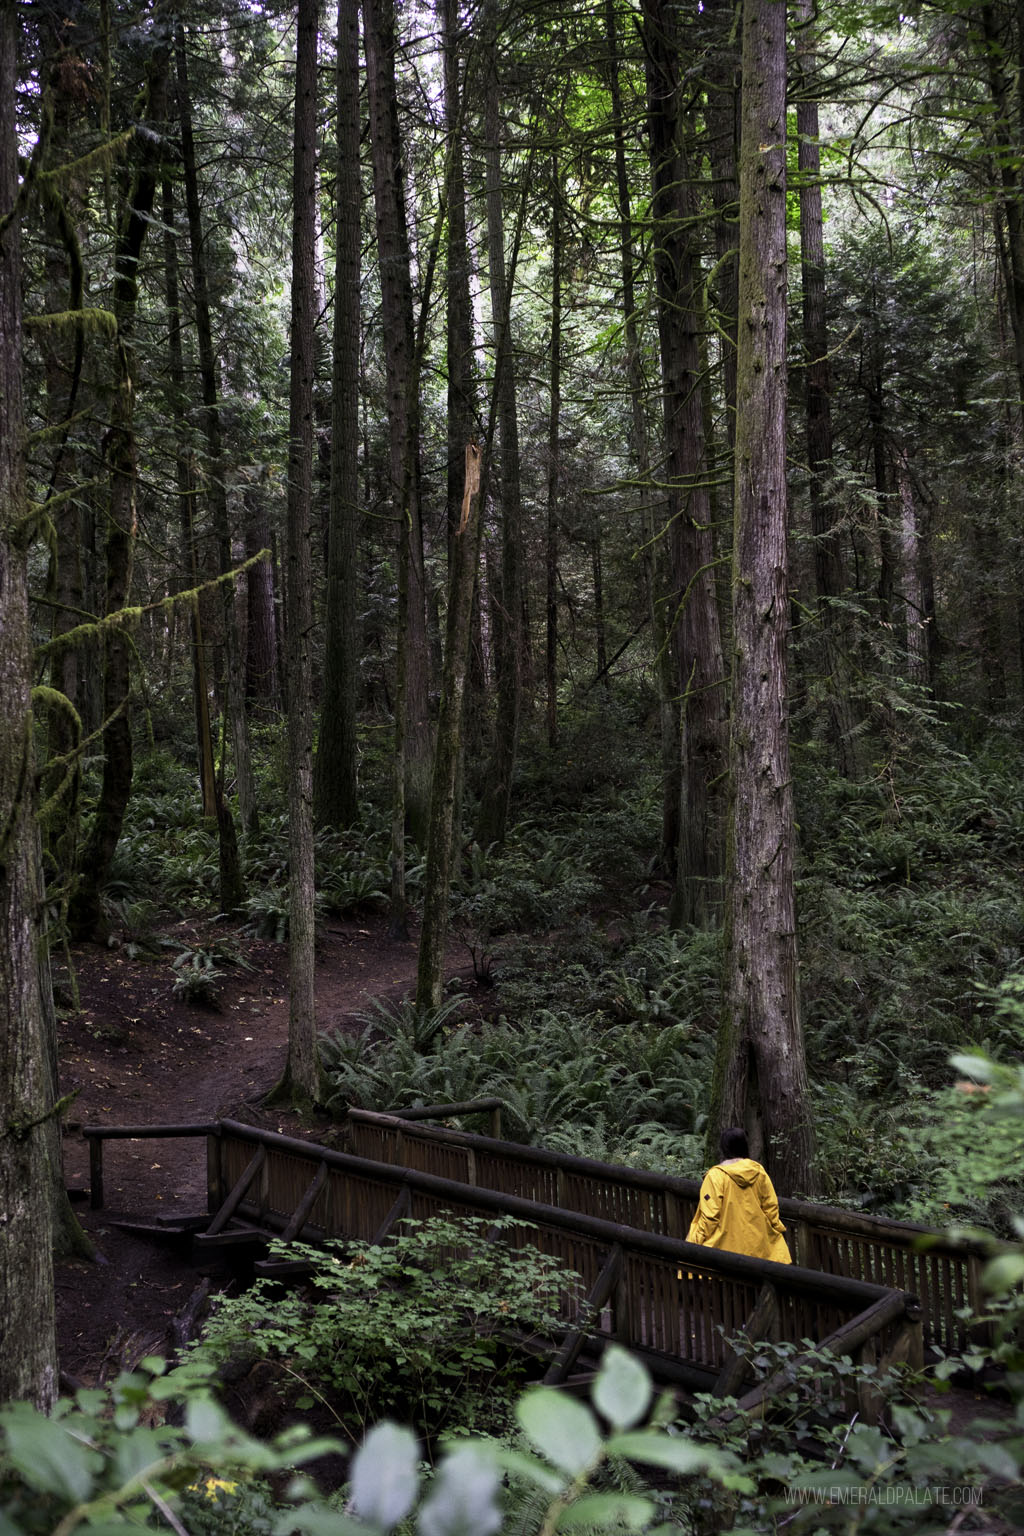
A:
[0,0,58,1408]
[314,0,361,829]
[605,0,678,870]
[714,0,814,1197]
[175,26,257,842]
[67,22,169,941]
[795,0,859,779]
[269,0,325,1108]
[243,484,280,718]
[161,177,217,819]
[416,444,483,1011]
[546,152,562,745]
[364,0,433,851]
[643,0,728,927]
[475,0,527,847]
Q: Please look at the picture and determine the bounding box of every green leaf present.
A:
[351,1422,420,1529]
[483,1446,564,1494]
[516,1389,601,1476]
[950,1054,993,1083]
[185,1395,243,1450]
[592,1347,651,1431]
[418,1447,503,1536]
[274,1510,369,1536]
[557,1494,655,1530]
[983,1253,1024,1293]
[604,1431,715,1476]
[2,1406,97,1502]
[113,1427,175,1484]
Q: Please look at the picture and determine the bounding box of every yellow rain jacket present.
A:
[686,1157,792,1263]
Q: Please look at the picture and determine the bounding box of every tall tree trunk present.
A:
[546,152,562,746]
[68,25,169,941]
[364,0,432,851]
[438,0,478,838]
[476,0,527,847]
[416,445,483,1011]
[714,0,814,1197]
[314,0,361,829]
[0,0,58,1407]
[894,454,929,689]
[795,0,859,779]
[606,0,677,869]
[175,27,257,843]
[161,177,217,818]
[269,0,324,1108]
[643,0,728,927]
[243,484,280,718]
[703,0,741,461]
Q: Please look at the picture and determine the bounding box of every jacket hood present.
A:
[718,1157,763,1188]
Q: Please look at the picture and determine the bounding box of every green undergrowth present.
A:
[190,1215,575,1446]
[319,920,718,1167]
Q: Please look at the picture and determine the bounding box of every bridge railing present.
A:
[345,1109,988,1352]
[82,1116,922,1413]
[208,1118,918,1399]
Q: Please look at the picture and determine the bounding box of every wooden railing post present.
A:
[206,1131,222,1215]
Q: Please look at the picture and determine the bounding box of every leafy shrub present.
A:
[0,1347,746,1536]
[192,1216,576,1442]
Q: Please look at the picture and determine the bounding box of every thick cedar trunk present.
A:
[643,0,727,927]
[476,2,527,847]
[68,28,168,941]
[175,29,256,843]
[606,0,678,869]
[0,0,58,1407]
[271,0,323,1108]
[364,0,432,851]
[715,0,814,1197]
[416,446,483,1011]
[314,0,361,829]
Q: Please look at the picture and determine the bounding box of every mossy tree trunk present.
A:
[270,0,325,1109]
[416,445,483,1012]
[175,27,252,886]
[313,0,361,831]
[365,0,432,852]
[0,0,58,1408]
[476,0,527,848]
[643,0,727,927]
[606,0,677,871]
[68,22,169,941]
[161,177,217,821]
[714,0,815,1197]
[794,0,860,780]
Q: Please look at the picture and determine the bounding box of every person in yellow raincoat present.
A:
[686,1127,792,1263]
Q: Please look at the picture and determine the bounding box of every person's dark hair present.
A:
[719,1126,749,1159]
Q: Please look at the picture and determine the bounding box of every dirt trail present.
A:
[56,914,436,1383]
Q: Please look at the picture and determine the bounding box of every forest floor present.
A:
[55,910,457,1386]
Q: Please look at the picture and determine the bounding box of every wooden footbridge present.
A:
[82,1106,989,1415]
